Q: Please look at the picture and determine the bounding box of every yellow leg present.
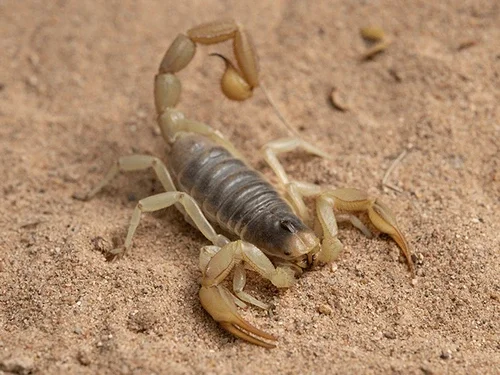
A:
[321,188,415,274]
[262,138,331,222]
[283,182,414,274]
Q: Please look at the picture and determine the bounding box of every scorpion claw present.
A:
[199,286,277,348]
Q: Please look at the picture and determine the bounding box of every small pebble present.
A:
[362,41,390,60]
[360,26,385,42]
[152,126,161,136]
[77,350,91,366]
[457,40,478,51]
[383,331,397,339]
[136,109,148,119]
[91,236,108,252]
[420,366,436,375]
[330,88,350,111]
[440,349,452,360]
[318,304,333,315]
[28,52,40,66]
[0,356,35,375]
[27,75,39,87]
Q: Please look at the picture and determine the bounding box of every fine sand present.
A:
[1,1,499,374]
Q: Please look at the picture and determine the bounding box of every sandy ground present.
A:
[1,1,499,374]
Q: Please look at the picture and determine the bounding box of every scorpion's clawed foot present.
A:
[199,286,277,348]
[368,199,415,274]
[328,188,415,275]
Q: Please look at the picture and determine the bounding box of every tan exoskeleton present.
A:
[81,20,414,348]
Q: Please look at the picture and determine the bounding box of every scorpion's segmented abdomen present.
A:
[168,134,308,254]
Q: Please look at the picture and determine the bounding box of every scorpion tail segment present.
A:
[154,74,181,114]
[187,19,238,44]
[199,286,277,348]
[159,34,196,74]
[233,26,259,89]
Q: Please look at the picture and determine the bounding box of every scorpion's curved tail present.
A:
[153,19,260,146]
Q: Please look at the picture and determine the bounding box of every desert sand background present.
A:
[1,1,499,374]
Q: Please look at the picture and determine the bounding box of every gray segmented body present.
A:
[168,134,310,256]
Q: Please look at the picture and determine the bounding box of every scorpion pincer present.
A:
[81,19,414,348]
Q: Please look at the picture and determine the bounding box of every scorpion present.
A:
[81,19,414,348]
